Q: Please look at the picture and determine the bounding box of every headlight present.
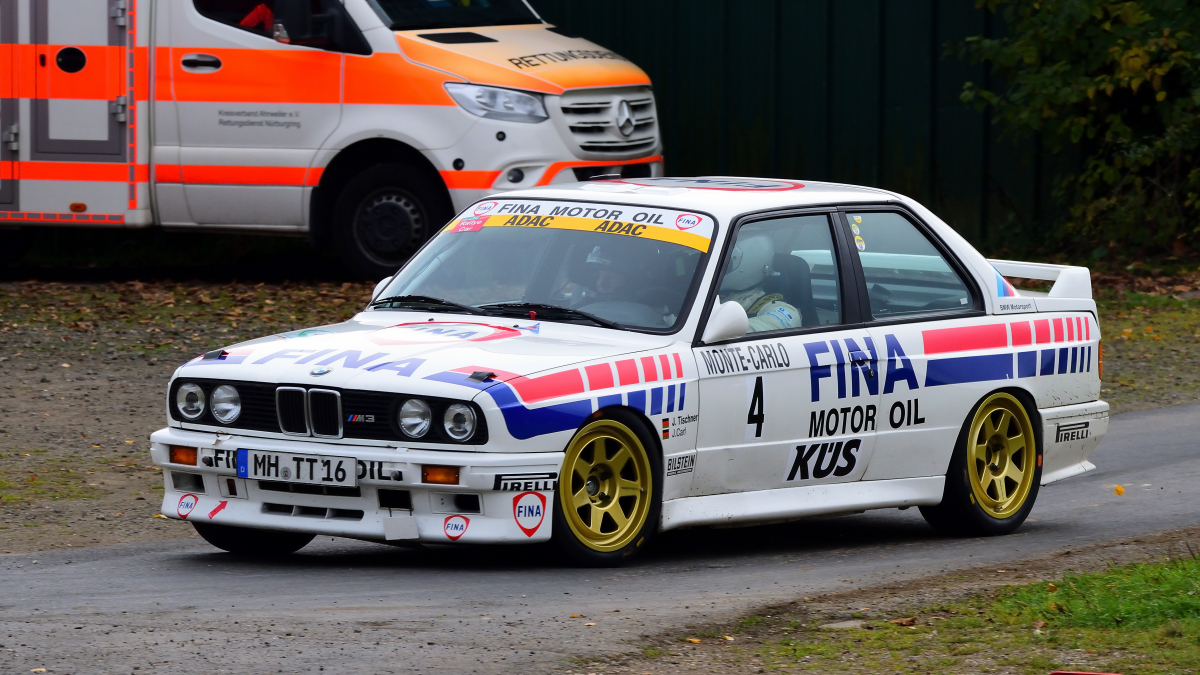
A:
[399,398,432,438]
[176,383,206,420]
[444,83,548,123]
[211,385,242,424]
[443,403,477,442]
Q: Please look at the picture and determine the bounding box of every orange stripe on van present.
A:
[17,161,147,183]
[536,156,663,186]
[441,170,503,190]
[395,34,564,95]
[156,164,321,187]
[168,48,341,104]
[343,53,457,106]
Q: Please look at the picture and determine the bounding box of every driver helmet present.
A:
[720,233,774,292]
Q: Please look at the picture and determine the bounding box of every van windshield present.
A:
[374,200,717,332]
[370,0,541,31]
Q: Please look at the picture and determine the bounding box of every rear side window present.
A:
[844,212,973,319]
[193,0,370,54]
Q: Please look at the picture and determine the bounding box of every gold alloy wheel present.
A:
[967,393,1037,519]
[560,420,653,552]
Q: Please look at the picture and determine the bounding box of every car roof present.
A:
[495,177,898,217]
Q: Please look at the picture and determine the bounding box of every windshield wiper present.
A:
[370,294,487,315]
[478,302,623,329]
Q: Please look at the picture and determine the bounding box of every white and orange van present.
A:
[0,0,662,275]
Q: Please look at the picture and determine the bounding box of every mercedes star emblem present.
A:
[615,100,635,137]
[310,367,332,376]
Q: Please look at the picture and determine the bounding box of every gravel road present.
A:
[0,402,1196,674]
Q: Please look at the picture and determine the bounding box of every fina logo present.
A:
[675,213,702,230]
[443,515,469,541]
[473,201,498,216]
[512,491,546,537]
[310,367,332,376]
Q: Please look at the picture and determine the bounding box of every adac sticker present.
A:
[854,235,866,251]
[368,322,522,346]
[513,491,546,537]
[177,493,199,519]
[473,201,499,216]
[444,515,469,541]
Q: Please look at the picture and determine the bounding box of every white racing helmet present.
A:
[719,233,774,292]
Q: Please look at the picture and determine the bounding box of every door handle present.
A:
[848,351,875,378]
[180,53,222,72]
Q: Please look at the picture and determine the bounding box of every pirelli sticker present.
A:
[445,200,715,252]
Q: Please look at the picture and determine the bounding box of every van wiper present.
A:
[370,295,487,315]
[478,302,622,329]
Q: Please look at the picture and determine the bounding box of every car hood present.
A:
[394,24,650,95]
[173,312,675,396]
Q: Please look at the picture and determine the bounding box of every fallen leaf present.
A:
[685,638,701,644]
[31,669,47,673]
[152,514,167,518]
[1047,583,1058,592]
[28,475,36,482]
[124,440,135,445]
[569,615,584,619]
[1115,485,1126,496]
[720,635,734,641]
[888,617,917,626]
[584,622,596,627]
[1034,620,1047,629]
[61,363,70,368]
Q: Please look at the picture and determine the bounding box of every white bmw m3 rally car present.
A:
[151,177,1108,566]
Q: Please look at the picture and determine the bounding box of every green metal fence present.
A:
[533,0,1069,247]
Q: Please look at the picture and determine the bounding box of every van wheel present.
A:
[552,410,661,567]
[333,164,452,278]
[192,522,315,557]
[920,392,1042,536]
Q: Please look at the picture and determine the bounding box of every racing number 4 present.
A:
[747,376,765,438]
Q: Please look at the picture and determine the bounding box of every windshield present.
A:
[376,199,717,331]
[368,0,540,31]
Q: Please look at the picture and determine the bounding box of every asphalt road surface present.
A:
[2,403,1197,674]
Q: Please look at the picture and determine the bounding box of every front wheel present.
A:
[192,522,315,557]
[332,164,452,279]
[920,391,1042,536]
[552,411,661,567]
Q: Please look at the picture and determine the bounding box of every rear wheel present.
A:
[920,391,1041,536]
[192,522,315,557]
[332,164,452,279]
[552,411,660,567]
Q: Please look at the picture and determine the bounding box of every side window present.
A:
[844,212,973,319]
[193,0,370,55]
[715,214,843,334]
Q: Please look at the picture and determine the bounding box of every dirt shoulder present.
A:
[577,525,1200,674]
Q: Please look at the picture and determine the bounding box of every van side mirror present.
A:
[700,299,748,344]
[371,276,392,302]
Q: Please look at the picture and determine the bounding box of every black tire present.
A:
[0,229,31,266]
[192,521,315,557]
[332,164,453,279]
[920,390,1042,536]
[552,409,662,567]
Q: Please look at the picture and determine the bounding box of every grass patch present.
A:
[0,472,104,503]
[1097,293,1200,412]
[762,557,1200,674]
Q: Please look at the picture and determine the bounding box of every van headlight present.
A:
[443,403,477,442]
[444,83,548,123]
[176,383,206,420]
[210,385,242,424]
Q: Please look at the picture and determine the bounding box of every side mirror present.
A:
[700,299,748,344]
[371,276,392,302]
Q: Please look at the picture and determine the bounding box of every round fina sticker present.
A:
[368,322,521,346]
[513,491,546,537]
[473,201,499,216]
[675,213,702,230]
[619,177,805,192]
[177,493,199,519]
[444,515,469,541]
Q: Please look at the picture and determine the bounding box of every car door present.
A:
[690,210,882,496]
[839,209,988,481]
[168,0,366,227]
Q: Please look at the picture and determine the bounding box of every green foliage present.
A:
[961,0,1200,254]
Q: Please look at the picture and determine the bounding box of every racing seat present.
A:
[765,253,820,327]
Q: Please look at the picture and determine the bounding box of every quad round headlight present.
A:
[176,383,206,420]
[211,385,242,424]
[443,403,476,442]
[399,398,432,438]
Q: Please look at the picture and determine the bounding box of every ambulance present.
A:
[0,0,662,275]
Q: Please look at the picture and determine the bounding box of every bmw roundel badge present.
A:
[310,367,332,376]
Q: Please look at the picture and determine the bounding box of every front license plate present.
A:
[236,449,357,487]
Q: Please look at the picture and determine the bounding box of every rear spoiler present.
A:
[988,259,1093,300]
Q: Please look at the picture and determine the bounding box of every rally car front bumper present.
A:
[150,427,561,544]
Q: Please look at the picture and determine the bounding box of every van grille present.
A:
[558,86,658,157]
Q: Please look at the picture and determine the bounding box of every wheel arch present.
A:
[309,138,450,249]
[589,404,665,462]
